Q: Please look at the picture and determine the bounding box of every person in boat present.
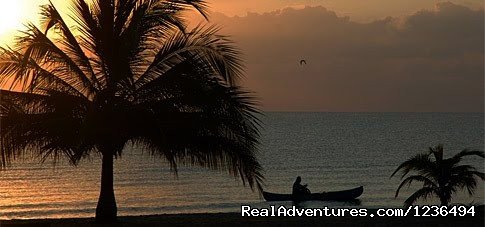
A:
[292,176,311,196]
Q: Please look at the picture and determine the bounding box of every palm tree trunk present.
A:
[95,153,117,221]
[439,196,448,206]
[438,189,449,206]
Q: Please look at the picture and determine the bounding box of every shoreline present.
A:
[1,210,483,227]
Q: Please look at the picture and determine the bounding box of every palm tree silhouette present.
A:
[391,145,484,207]
[0,0,263,221]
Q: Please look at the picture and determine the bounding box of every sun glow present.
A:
[0,1,24,32]
[0,0,37,45]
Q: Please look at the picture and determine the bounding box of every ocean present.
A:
[0,112,483,219]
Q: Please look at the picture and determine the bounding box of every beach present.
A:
[0,211,483,227]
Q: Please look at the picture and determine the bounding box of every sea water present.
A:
[0,112,483,219]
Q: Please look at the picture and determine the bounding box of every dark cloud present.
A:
[208,3,484,112]
[206,0,483,21]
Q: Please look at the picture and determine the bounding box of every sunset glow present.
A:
[0,0,483,112]
[0,1,23,31]
[0,0,36,44]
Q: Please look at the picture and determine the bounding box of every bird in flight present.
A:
[300,59,307,65]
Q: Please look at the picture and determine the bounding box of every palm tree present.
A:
[0,0,263,221]
[391,145,484,207]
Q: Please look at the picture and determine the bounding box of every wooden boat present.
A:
[263,186,363,201]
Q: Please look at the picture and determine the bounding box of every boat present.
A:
[263,186,363,201]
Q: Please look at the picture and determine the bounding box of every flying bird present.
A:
[300,59,307,65]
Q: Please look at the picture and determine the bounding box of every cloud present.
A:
[206,0,483,21]
[206,0,328,16]
[207,3,484,112]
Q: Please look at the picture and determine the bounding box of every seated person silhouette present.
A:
[292,176,311,198]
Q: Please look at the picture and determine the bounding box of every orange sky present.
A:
[0,1,483,112]
[1,0,483,42]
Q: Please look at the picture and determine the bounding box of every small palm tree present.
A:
[391,145,484,207]
[0,0,263,221]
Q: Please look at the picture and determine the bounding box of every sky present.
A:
[208,0,483,20]
[0,0,483,112]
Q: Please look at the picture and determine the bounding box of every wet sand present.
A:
[0,211,483,227]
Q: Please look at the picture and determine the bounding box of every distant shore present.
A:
[0,210,483,227]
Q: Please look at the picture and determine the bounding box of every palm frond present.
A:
[0,47,87,97]
[135,25,244,89]
[390,153,435,179]
[449,149,485,165]
[122,0,191,75]
[404,187,437,208]
[40,2,101,89]
[0,90,90,167]
[429,144,444,163]
[394,145,484,207]
[165,0,209,19]
[395,175,437,198]
[449,169,485,196]
[15,23,97,97]
[127,57,262,191]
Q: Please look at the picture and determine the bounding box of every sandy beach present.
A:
[0,211,483,227]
